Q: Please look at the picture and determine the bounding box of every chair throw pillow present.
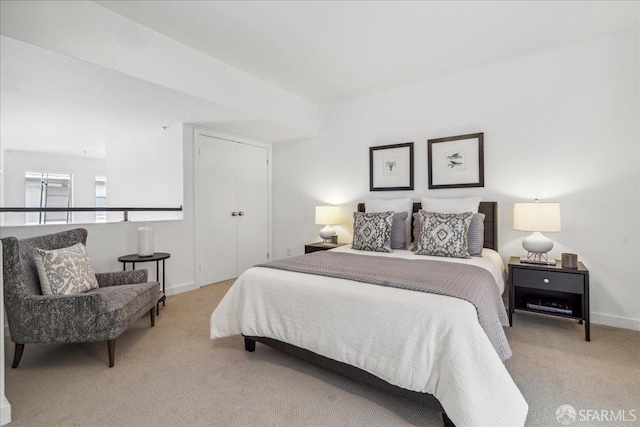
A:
[352,211,394,253]
[415,210,473,259]
[33,243,99,295]
[413,212,485,256]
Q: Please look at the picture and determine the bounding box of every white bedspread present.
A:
[210,248,528,426]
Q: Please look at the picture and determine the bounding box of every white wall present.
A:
[2,150,106,225]
[273,31,640,330]
[0,126,197,295]
[106,124,183,222]
[0,0,319,139]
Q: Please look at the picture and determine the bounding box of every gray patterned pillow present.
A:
[415,211,473,259]
[467,213,485,256]
[352,211,393,253]
[413,212,484,256]
[391,212,409,249]
[33,243,99,295]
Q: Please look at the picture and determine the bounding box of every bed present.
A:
[210,202,528,427]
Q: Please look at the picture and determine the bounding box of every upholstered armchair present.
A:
[1,228,160,367]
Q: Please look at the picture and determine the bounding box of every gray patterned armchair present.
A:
[1,228,160,367]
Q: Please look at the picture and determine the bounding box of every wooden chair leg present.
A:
[150,307,155,327]
[107,340,115,367]
[442,412,456,427]
[12,343,24,369]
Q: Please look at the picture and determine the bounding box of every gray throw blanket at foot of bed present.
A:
[257,251,512,361]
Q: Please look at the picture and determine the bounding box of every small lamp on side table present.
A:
[513,200,561,265]
[315,205,341,244]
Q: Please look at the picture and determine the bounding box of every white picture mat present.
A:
[372,146,411,188]
[431,137,480,186]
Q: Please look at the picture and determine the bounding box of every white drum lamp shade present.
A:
[315,205,340,243]
[513,202,561,261]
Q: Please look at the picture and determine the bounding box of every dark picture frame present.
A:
[369,142,414,191]
[428,133,484,189]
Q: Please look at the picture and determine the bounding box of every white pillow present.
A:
[365,198,413,248]
[421,196,482,214]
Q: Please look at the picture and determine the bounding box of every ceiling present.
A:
[95,1,639,104]
[2,2,637,154]
[0,36,306,157]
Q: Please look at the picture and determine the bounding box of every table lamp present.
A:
[315,205,341,243]
[513,200,561,265]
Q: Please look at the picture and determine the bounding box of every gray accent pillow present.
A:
[414,212,485,256]
[412,212,421,245]
[33,243,99,295]
[391,212,409,249]
[467,213,485,256]
[415,210,473,259]
[352,211,393,253]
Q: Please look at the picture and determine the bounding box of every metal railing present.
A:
[0,206,183,222]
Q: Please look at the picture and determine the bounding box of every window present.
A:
[95,176,107,222]
[25,171,73,224]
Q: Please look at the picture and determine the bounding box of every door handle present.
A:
[231,212,238,216]
[238,211,245,216]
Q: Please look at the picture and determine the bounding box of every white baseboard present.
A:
[164,281,197,296]
[1,395,11,426]
[591,312,640,331]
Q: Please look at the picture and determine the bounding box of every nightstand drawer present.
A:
[304,242,347,254]
[305,245,328,254]
[512,268,584,294]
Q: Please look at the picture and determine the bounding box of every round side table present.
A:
[118,252,170,314]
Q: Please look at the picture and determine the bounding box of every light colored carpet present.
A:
[3,280,639,427]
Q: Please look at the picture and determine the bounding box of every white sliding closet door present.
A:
[195,130,270,286]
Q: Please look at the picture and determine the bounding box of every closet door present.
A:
[196,134,239,284]
[196,130,270,287]
[236,143,269,274]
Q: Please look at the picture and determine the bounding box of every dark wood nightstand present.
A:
[304,242,347,254]
[508,257,590,341]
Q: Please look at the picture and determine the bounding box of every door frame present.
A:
[193,126,272,288]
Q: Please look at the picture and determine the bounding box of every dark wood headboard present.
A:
[356,201,498,251]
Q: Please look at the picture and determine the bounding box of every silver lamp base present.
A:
[525,251,549,262]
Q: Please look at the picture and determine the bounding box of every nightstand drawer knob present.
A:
[543,278,550,284]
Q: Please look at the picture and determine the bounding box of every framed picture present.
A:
[428,133,484,189]
[369,142,414,191]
